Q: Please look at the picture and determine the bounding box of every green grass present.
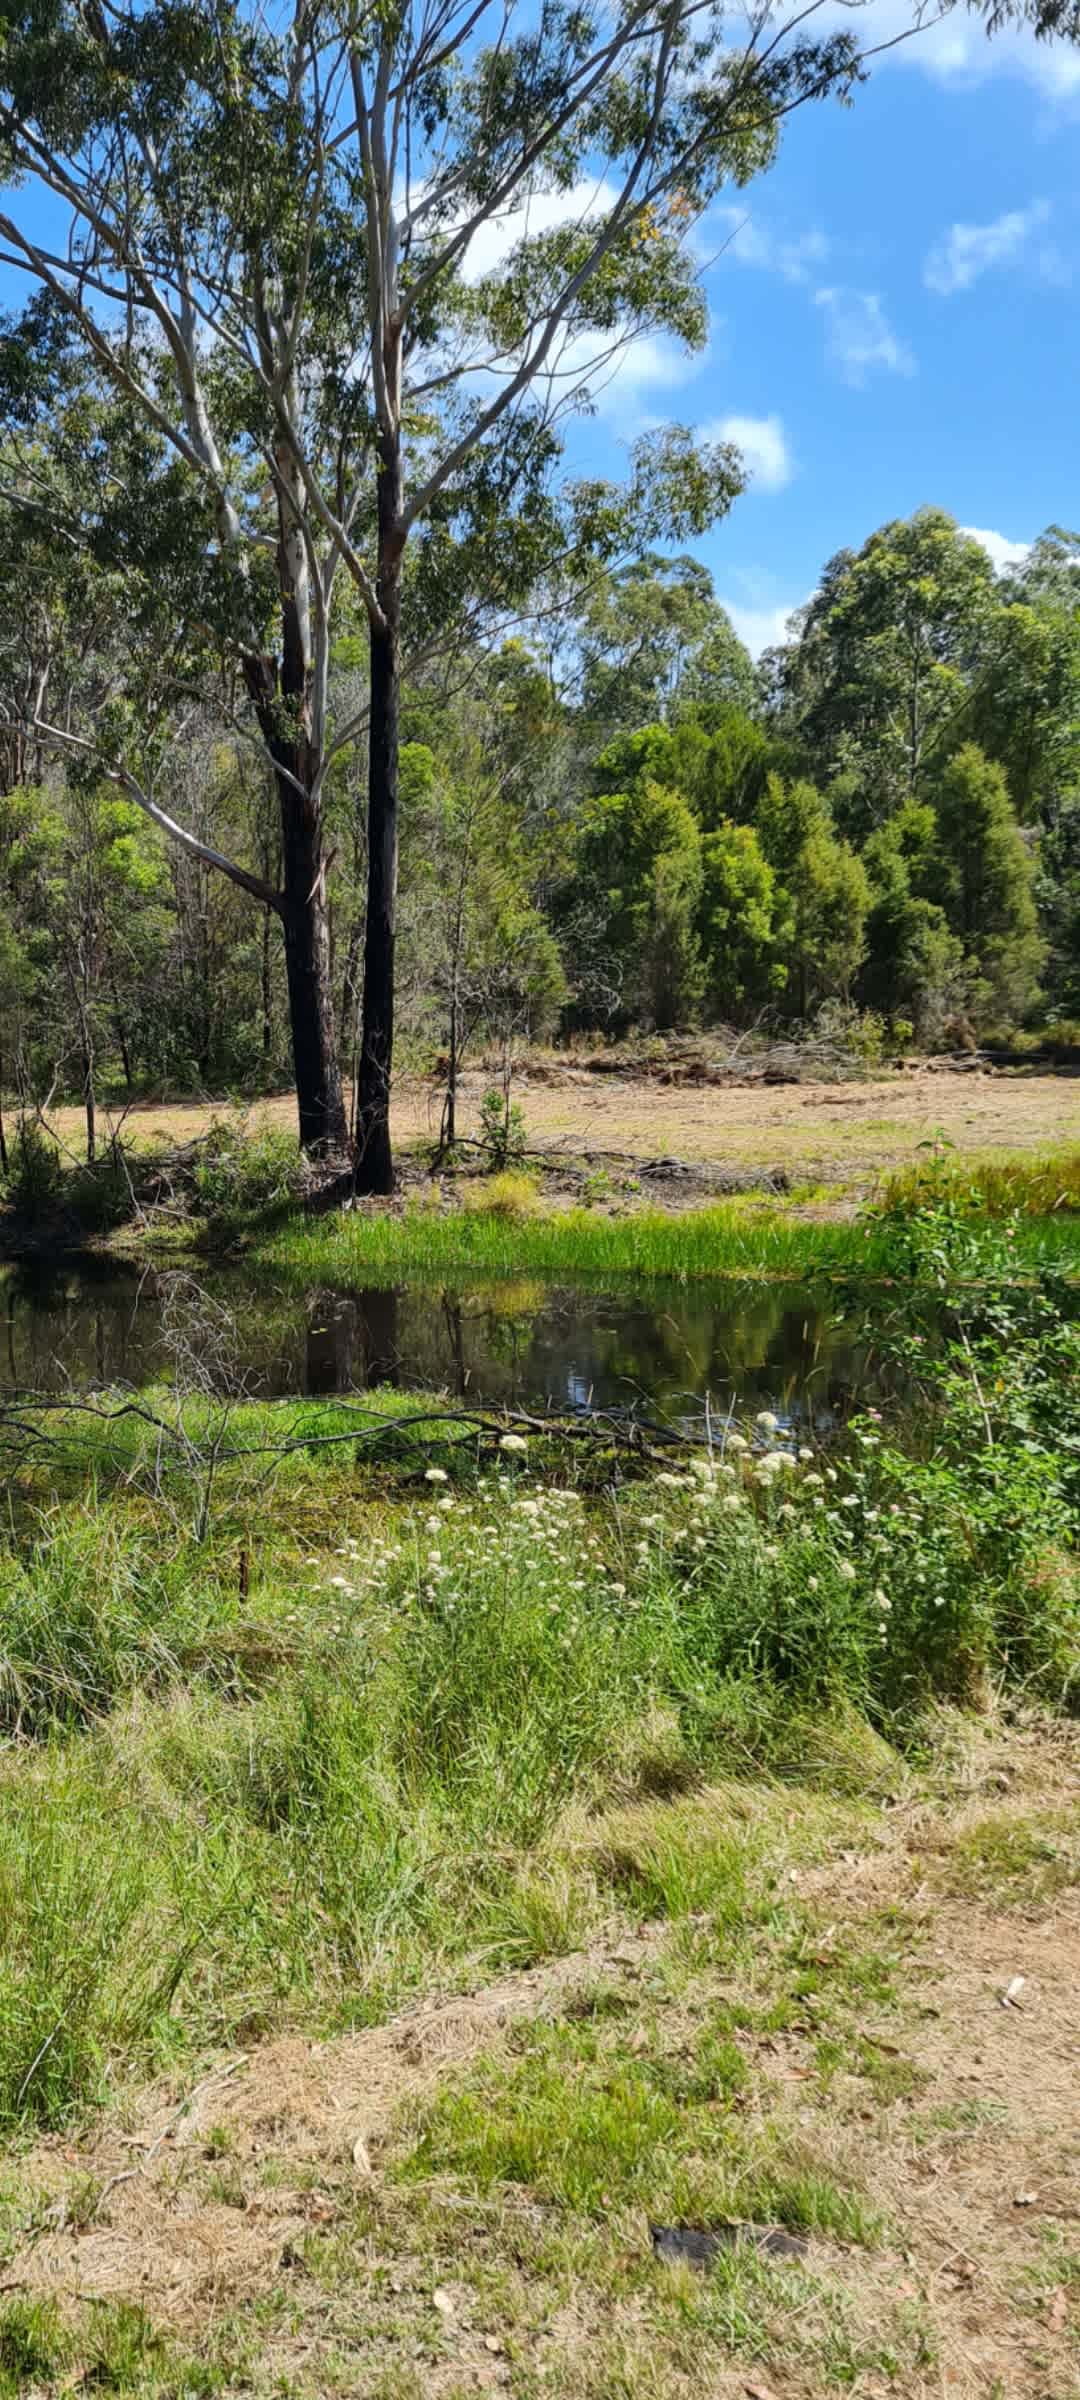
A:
[0,1388,1072,2137]
[0,2294,231,2397]
[935,1809,1079,1906]
[880,1148,1080,1219]
[259,1192,1080,1288]
[398,2013,880,2242]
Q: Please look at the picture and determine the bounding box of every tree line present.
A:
[1,504,1077,1170]
[0,0,1073,1178]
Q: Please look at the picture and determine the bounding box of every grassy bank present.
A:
[0,1201,1076,2394]
[0,1452,1071,2137]
[257,1182,1080,1289]
[0,1205,1076,2140]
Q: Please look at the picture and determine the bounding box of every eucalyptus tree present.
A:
[769,510,1000,837]
[576,553,753,737]
[0,0,888,1181]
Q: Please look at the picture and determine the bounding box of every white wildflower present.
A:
[756,1411,778,1433]
[500,1433,528,1454]
[837,1560,857,1583]
[424,1466,449,1485]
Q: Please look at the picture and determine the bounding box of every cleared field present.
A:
[33,1065,1080,1182]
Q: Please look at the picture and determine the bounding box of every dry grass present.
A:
[35,1065,1080,1185]
[4,1716,1077,2398]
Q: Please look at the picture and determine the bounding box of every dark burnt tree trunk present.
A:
[355,428,403,1195]
[278,780,346,1154]
[243,609,347,1157]
[261,902,274,1060]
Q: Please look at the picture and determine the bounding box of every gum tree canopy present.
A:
[0,0,877,1178]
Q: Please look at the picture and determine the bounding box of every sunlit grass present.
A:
[258,1192,1080,1287]
[880,1148,1080,1218]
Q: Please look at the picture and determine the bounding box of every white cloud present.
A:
[924,200,1055,295]
[699,412,793,492]
[543,325,699,420]
[961,524,1031,575]
[456,178,622,283]
[814,287,915,386]
[706,208,829,284]
[838,0,1080,102]
[720,599,805,659]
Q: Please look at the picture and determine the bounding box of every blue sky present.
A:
[569,11,1080,653]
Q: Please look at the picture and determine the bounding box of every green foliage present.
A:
[1,1122,63,1215]
[477,1089,528,1171]
[192,1118,302,1234]
[775,509,999,832]
[699,820,788,1013]
[756,774,871,1009]
[578,552,754,736]
[576,774,705,1028]
[928,743,1045,1024]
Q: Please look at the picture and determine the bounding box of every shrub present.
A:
[67,1148,138,1232]
[193,1118,302,1233]
[1,1123,63,1216]
[477,1087,527,1170]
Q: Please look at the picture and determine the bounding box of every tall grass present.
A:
[260,1191,1080,1289]
[263,1195,865,1285]
[880,1149,1080,1219]
[0,1418,1073,2133]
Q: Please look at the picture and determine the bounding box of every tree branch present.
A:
[29,718,285,913]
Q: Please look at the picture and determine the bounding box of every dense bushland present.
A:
[0,514,1077,1167]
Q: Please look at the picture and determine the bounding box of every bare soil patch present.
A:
[42,1066,1080,1188]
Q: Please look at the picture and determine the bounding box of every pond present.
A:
[0,1257,904,1434]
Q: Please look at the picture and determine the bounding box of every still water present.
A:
[0,1258,898,1433]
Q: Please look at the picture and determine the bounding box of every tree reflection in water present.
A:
[0,1261,900,1432]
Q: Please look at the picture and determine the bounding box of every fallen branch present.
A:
[0,1384,709,1470]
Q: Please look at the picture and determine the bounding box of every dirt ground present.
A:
[6,1716,1078,2398]
[47,1065,1080,1185]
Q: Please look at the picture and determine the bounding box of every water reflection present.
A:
[0,1258,894,1430]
